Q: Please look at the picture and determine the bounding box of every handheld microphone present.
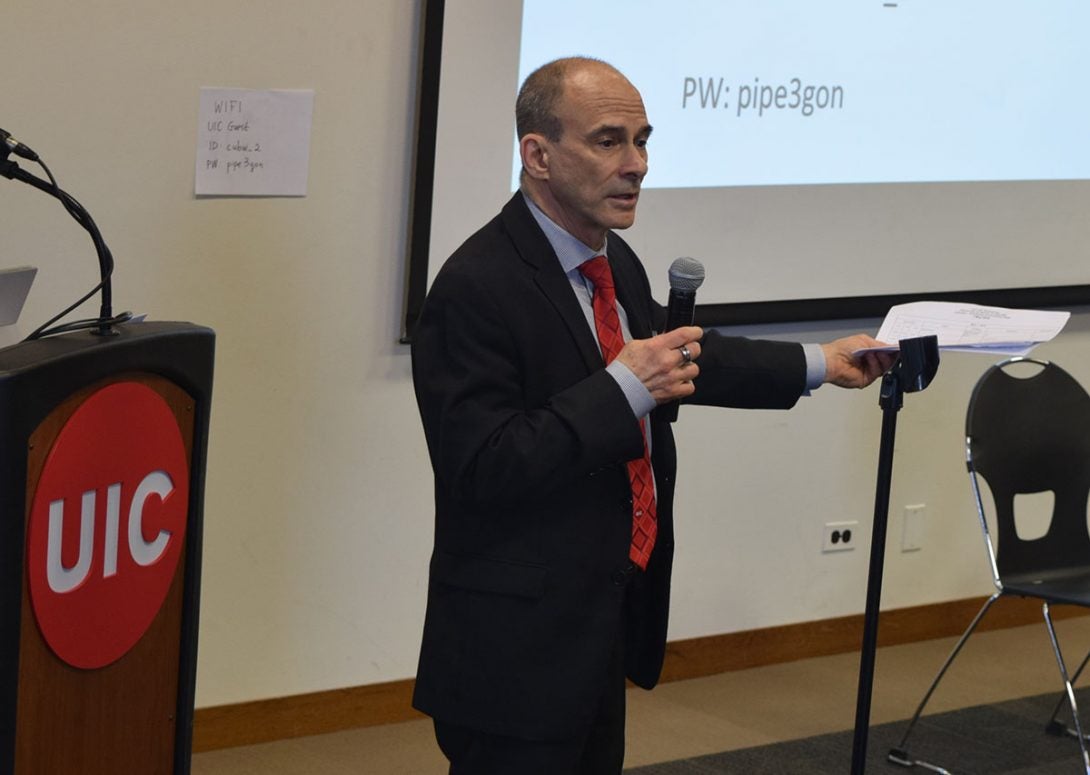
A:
[662,257,705,422]
[664,256,705,332]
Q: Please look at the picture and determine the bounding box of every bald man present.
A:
[410,57,890,774]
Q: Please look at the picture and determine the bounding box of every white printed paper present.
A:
[195,88,314,196]
[863,301,1070,357]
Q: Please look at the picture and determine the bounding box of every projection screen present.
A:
[402,0,1090,338]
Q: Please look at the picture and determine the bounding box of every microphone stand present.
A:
[850,335,940,775]
[1,155,116,337]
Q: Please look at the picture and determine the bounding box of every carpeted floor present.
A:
[626,687,1090,774]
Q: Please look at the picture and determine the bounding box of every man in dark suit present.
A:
[411,57,891,774]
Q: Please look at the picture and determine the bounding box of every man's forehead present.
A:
[558,68,649,128]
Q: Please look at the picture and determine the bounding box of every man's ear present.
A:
[519,134,550,180]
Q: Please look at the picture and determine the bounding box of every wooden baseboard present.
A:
[192,594,1085,752]
[192,678,421,752]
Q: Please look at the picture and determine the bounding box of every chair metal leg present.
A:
[1069,646,1090,687]
[885,749,952,774]
[1042,601,1090,774]
[887,592,1002,772]
[1046,642,1090,739]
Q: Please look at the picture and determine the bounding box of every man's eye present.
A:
[599,139,615,148]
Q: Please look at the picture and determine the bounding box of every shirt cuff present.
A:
[606,360,657,419]
[802,343,826,392]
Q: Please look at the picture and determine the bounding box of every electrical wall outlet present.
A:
[902,504,926,552]
[823,520,858,553]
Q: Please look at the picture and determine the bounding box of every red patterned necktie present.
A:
[578,255,657,570]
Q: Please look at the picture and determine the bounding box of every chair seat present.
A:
[1005,568,1090,607]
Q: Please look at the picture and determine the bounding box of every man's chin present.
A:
[603,201,639,230]
[607,213,637,231]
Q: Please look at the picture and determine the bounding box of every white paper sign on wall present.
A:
[195,87,315,197]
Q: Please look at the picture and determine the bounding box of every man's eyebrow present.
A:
[587,123,655,137]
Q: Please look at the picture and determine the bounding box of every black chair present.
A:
[888,357,1090,774]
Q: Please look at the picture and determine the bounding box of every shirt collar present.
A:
[522,191,604,274]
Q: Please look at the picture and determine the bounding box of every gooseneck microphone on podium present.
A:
[1,125,129,338]
[661,256,705,423]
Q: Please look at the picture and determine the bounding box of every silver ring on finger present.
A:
[679,345,692,366]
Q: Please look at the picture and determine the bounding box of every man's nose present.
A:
[621,147,648,179]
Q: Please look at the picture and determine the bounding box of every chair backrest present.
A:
[966,358,1090,579]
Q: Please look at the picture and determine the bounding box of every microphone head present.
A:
[668,257,705,292]
[1,128,37,161]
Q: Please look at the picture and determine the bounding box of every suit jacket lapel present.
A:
[501,194,605,373]
[608,233,654,340]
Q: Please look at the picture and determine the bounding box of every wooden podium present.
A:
[0,321,214,775]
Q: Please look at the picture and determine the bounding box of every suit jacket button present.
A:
[611,562,636,586]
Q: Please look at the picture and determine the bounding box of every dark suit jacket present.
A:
[410,192,807,741]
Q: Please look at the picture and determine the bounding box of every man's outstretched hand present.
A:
[821,335,896,389]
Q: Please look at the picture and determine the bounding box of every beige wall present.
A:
[5,1,1088,709]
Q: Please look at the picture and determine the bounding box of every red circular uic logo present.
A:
[27,381,189,669]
